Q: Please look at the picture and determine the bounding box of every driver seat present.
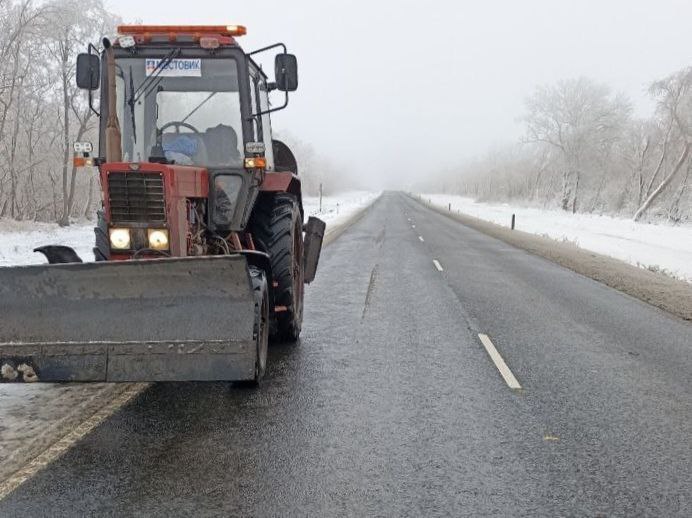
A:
[204,125,242,166]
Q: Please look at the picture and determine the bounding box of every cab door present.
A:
[248,63,275,171]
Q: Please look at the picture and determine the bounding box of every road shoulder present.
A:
[410,194,692,321]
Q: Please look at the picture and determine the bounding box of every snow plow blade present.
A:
[0,256,258,382]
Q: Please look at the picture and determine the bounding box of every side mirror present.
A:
[275,53,298,92]
[76,53,100,90]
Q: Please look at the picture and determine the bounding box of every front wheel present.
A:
[250,267,269,384]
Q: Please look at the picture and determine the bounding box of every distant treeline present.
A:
[0,0,120,225]
[418,69,692,223]
[274,132,356,197]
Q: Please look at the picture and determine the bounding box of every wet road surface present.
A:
[1,192,691,516]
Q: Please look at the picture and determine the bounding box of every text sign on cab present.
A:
[145,58,202,77]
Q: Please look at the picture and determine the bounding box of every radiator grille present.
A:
[108,173,166,223]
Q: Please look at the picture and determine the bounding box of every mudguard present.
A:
[303,217,326,284]
[0,256,258,382]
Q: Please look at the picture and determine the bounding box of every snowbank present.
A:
[303,191,380,229]
[0,221,94,267]
[0,191,379,267]
[421,194,692,283]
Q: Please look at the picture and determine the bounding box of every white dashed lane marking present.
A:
[433,259,443,272]
[418,236,425,242]
[478,334,522,389]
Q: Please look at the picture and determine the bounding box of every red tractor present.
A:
[0,25,325,384]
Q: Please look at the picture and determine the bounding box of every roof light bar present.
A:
[117,25,247,37]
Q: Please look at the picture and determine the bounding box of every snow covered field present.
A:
[304,191,380,234]
[0,191,379,267]
[422,194,692,283]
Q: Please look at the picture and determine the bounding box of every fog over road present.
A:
[1,192,690,516]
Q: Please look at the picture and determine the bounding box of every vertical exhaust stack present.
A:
[103,38,122,163]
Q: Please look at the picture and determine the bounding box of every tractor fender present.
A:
[260,171,303,217]
[237,251,273,296]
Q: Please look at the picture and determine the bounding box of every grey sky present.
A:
[108,0,692,188]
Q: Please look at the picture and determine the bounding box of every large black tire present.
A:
[234,267,269,388]
[94,209,110,261]
[249,193,304,342]
[250,267,269,384]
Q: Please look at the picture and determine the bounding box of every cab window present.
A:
[258,78,275,171]
[248,64,260,142]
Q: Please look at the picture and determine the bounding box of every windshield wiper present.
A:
[130,48,181,105]
[125,48,181,154]
[181,92,217,124]
[127,66,137,143]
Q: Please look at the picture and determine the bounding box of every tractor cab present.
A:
[75,25,299,237]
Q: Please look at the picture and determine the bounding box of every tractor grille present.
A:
[108,173,166,223]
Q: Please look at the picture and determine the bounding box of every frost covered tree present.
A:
[274,131,356,196]
[43,0,119,225]
[523,77,631,213]
[0,0,119,224]
[633,67,692,221]
[419,68,692,224]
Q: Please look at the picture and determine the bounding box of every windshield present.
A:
[114,56,243,167]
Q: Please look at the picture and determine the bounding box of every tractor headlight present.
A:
[109,228,131,250]
[147,229,169,250]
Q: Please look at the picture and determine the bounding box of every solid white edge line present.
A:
[418,236,424,242]
[433,259,443,272]
[0,383,149,501]
[478,334,521,389]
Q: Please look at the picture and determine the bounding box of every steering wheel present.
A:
[158,121,201,134]
[155,121,206,163]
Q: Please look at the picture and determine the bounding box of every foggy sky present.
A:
[107,0,692,189]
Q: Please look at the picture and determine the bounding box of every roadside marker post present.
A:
[319,183,323,213]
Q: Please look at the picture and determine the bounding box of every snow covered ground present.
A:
[304,191,380,234]
[421,194,692,283]
[0,191,379,267]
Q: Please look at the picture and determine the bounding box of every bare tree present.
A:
[43,0,112,225]
[633,68,692,221]
[0,0,118,224]
[419,69,692,224]
[523,77,630,213]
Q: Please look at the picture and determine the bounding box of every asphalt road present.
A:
[1,192,691,516]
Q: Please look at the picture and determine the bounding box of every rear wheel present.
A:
[249,193,304,342]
